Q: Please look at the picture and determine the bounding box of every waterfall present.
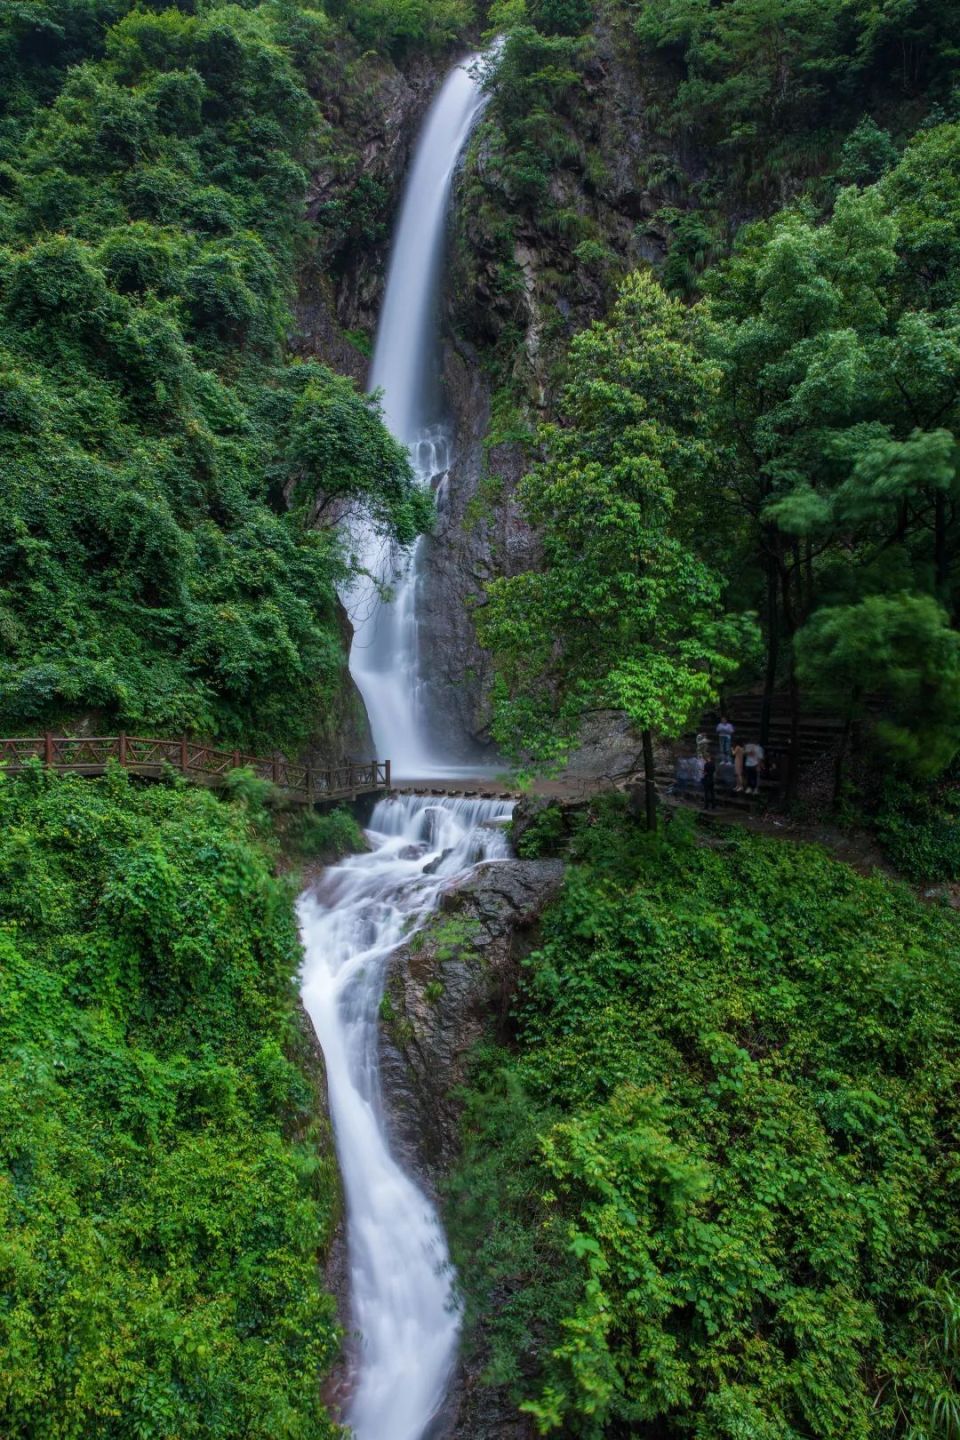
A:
[299,50,513,1440]
[348,51,492,780]
[299,796,511,1440]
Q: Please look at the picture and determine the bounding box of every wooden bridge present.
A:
[0,734,390,805]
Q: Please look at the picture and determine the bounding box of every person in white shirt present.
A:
[743,741,764,792]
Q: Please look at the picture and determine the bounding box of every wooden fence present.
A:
[0,734,390,805]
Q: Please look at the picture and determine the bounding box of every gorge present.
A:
[300,49,512,1439]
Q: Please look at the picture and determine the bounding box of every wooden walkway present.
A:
[0,734,390,806]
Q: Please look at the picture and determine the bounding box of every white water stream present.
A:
[299,798,511,1439]
[347,50,492,778]
[299,48,510,1440]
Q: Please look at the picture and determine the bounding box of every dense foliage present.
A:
[478,272,752,800]
[0,766,341,1438]
[633,0,960,191]
[0,0,430,751]
[479,120,960,821]
[460,0,960,350]
[448,801,960,1438]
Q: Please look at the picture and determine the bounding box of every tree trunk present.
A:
[935,489,949,603]
[786,663,801,807]
[778,555,801,808]
[642,728,658,833]
[833,714,852,806]
[761,546,780,749]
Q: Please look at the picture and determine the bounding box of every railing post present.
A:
[384,758,391,790]
[306,766,313,804]
[272,752,280,784]
[232,749,240,770]
[118,732,126,767]
[44,731,54,767]
[180,734,188,774]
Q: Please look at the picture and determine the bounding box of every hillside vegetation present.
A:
[449,802,960,1439]
[0,0,431,751]
[0,766,342,1438]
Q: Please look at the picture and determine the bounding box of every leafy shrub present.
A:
[875,775,960,882]
[288,805,366,862]
[330,0,474,56]
[0,769,341,1439]
[513,799,568,858]
[447,815,960,1437]
[528,0,592,37]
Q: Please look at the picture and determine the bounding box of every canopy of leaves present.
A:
[0,767,341,1439]
[633,0,960,189]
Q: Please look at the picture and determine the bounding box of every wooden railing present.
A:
[0,734,390,805]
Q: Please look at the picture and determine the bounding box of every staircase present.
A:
[661,693,846,812]
[723,695,847,765]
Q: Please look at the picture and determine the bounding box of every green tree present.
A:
[703,135,960,778]
[480,271,750,824]
[795,593,960,787]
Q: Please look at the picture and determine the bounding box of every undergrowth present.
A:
[447,796,960,1438]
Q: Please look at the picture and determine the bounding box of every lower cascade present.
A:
[298,796,513,1439]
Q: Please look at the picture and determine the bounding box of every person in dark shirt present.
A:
[702,754,717,810]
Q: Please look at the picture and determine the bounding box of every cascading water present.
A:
[299,797,511,1440]
[298,48,512,1440]
[348,50,493,779]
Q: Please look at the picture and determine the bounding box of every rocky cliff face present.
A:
[379,854,564,1173]
[414,342,540,755]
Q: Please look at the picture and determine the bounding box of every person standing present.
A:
[702,754,717,810]
[733,741,745,792]
[744,740,764,793]
[716,715,735,763]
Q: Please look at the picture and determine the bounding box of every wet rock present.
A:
[415,340,536,755]
[295,598,374,768]
[560,709,646,782]
[379,857,564,1181]
[422,847,453,874]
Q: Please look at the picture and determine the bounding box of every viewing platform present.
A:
[0,734,390,806]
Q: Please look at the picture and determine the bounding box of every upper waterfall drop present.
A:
[367,53,488,442]
[348,51,494,779]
